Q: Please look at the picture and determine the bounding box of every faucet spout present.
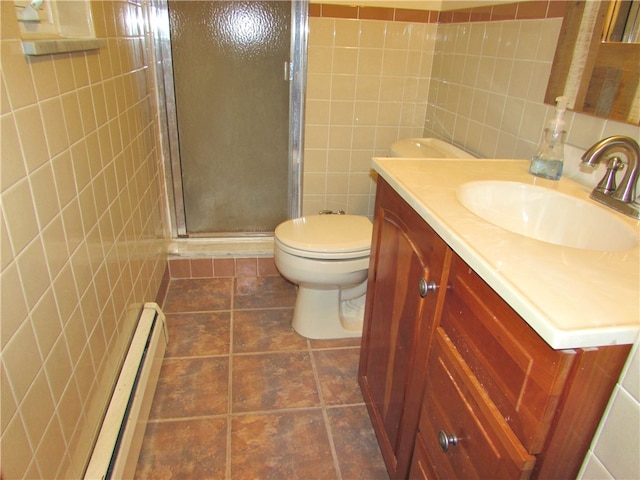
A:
[581,136,640,204]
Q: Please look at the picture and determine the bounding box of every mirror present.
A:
[545,1,639,125]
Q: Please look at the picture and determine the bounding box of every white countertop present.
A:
[373,157,640,350]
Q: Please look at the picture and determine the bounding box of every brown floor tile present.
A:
[134,417,227,480]
[165,311,230,357]
[231,410,337,479]
[139,272,388,478]
[313,347,364,406]
[233,308,307,354]
[232,352,319,413]
[163,278,232,313]
[233,275,296,310]
[327,405,389,480]
[150,357,229,419]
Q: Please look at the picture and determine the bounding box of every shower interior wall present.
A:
[0,1,169,478]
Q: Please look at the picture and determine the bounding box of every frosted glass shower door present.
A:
[169,1,291,234]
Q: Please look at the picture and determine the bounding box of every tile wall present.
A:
[424,2,640,158]
[0,1,168,478]
[579,342,640,479]
[304,6,437,217]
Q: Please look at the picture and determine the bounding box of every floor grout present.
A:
[310,340,344,480]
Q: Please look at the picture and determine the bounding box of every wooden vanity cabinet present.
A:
[410,254,631,479]
[361,178,632,480]
[359,178,452,479]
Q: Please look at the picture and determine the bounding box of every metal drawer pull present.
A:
[418,278,438,297]
[438,430,458,452]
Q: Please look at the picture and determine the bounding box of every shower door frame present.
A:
[151,0,307,238]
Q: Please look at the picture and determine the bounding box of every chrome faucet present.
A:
[581,135,640,219]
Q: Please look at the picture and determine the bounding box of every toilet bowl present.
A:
[274,214,373,339]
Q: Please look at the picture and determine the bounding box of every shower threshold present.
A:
[168,235,275,258]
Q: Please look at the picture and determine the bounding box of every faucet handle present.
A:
[596,156,625,195]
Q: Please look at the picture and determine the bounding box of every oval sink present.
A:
[456,181,638,251]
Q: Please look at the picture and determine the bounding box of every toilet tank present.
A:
[389,138,475,158]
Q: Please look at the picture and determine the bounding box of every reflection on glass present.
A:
[603,0,640,42]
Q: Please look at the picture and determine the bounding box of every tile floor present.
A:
[134,271,388,479]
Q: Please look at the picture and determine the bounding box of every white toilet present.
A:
[274,138,473,339]
[274,214,373,339]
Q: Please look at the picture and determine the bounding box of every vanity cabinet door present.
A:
[359,178,452,480]
[411,328,536,480]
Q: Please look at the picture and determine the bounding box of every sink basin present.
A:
[456,181,638,251]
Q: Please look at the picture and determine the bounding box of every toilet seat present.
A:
[274,215,372,260]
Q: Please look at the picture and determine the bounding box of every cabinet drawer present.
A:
[416,328,536,479]
[440,255,575,453]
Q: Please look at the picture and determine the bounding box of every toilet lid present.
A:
[275,215,373,259]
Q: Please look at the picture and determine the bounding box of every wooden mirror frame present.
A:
[545,0,640,125]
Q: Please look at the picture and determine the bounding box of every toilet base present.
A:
[291,286,364,339]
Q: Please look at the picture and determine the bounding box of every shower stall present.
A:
[152,0,307,240]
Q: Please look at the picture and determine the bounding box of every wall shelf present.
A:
[21,37,104,56]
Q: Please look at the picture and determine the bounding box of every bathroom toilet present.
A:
[274,214,373,339]
[275,138,473,339]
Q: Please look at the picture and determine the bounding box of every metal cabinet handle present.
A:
[418,278,438,297]
[438,430,458,452]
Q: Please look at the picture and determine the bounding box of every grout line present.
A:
[146,413,229,423]
[226,278,235,480]
[230,406,325,417]
[163,353,230,360]
[308,343,343,480]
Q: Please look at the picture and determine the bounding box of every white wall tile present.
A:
[580,454,615,479]
[592,387,640,479]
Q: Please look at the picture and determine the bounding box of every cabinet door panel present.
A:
[441,255,575,453]
[360,178,451,479]
[418,328,536,479]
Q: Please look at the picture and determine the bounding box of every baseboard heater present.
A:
[85,302,168,479]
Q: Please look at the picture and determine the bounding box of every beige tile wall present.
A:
[424,17,640,159]
[0,1,168,478]
[424,17,563,158]
[579,341,640,479]
[304,16,437,218]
